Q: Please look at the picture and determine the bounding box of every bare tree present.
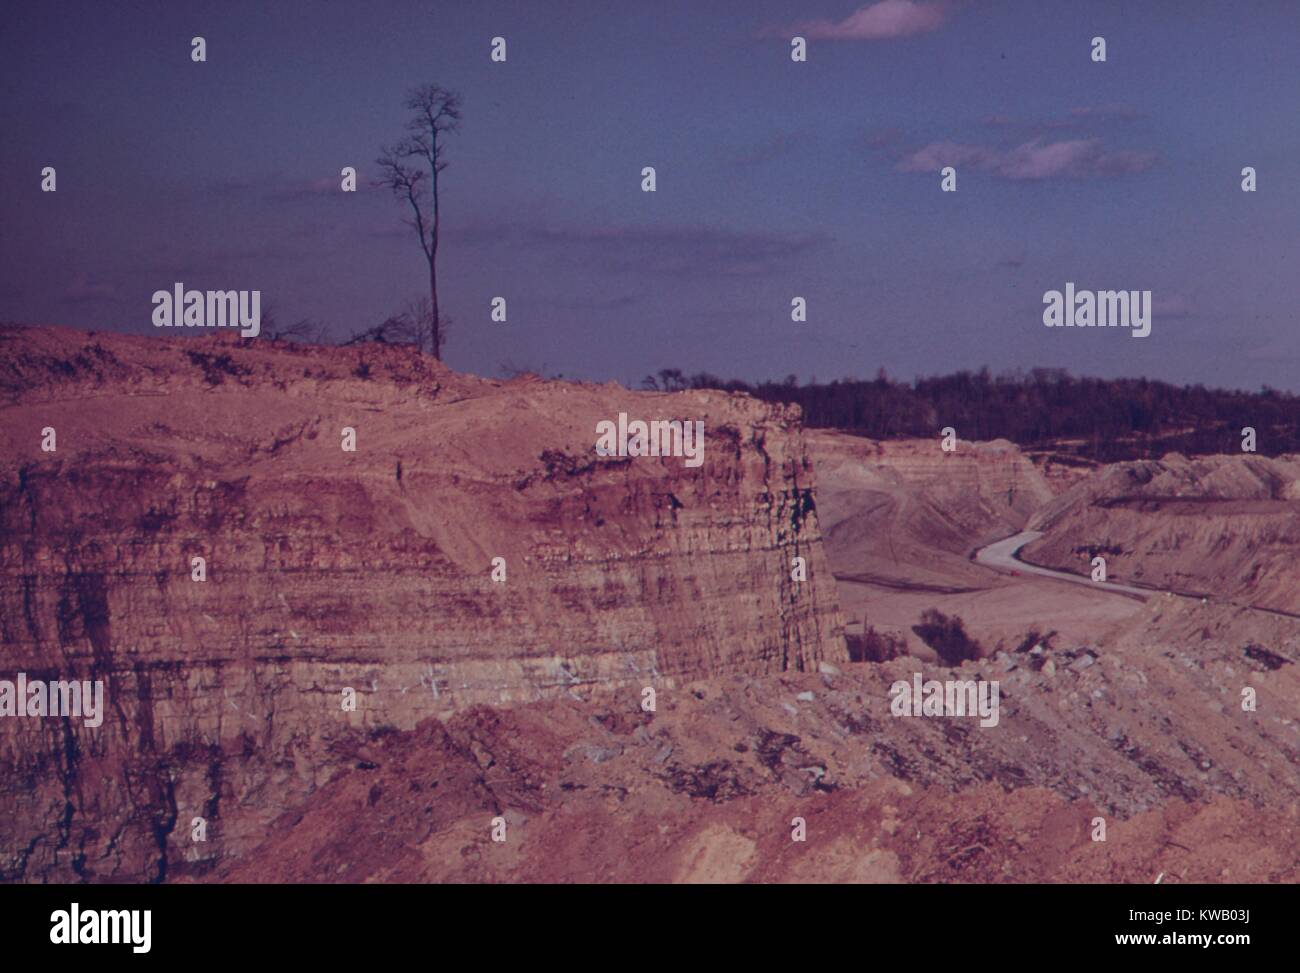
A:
[265,316,330,343]
[343,297,441,353]
[258,299,329,344]
[395,295,438,354]
[375,84,461,360]
[343,314,407,346]
[276,318,329,343]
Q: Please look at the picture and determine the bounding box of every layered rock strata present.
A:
[0,325,845,881]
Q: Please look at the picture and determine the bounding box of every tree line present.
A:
[639,366,1300,460]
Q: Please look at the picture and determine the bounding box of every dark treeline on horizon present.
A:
[640,366,1300,461]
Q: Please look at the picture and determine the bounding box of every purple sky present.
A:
[3,1,1299,390]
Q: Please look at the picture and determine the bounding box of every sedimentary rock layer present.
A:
[0,325,845,881]
[808,431,1054,589]
[1025,453,1300,613]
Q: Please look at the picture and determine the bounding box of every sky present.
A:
[3,0,1299,390]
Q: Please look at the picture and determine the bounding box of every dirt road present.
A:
[973,530,1151,599]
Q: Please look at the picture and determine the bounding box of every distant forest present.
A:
[638,367,1300,461]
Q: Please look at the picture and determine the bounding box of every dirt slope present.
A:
[215,625,1299,883]
[1025,453,1300,613]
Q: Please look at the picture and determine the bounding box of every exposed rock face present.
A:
[209,442,1300,884]
[1025,453,1300,613]
[808,432,1054,589]
[0,325,845,882]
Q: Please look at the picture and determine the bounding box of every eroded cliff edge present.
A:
[0,325,846,881]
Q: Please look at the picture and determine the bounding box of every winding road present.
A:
[973,530,1152,600]
[975,529,1300,620]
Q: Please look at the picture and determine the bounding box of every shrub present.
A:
[846,625,907,663]
[911,608,982,665]
[185,349,249,386]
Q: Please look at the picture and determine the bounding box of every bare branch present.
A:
[375,82,462,360]
[374,149,432,262]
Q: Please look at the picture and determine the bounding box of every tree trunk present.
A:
[429,132,443,361]
[428,258,441,360]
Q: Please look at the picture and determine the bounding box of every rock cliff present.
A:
[0,324,845,881]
